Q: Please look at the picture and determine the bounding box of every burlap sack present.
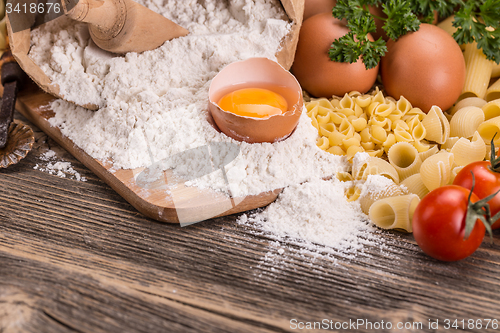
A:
[7,0,304,110]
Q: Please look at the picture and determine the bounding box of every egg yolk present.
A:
[217,88,288,118]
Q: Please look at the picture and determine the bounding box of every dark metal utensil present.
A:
[0,50,27,149]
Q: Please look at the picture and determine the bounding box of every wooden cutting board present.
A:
[10,82,281,224]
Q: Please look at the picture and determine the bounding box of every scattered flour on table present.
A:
[34,150,87,181]
[238,177,383,256]
[29,0,347,196]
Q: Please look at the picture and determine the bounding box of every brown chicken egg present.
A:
[380,23,466,113]
[208,58,303,144]
[291,12,379,98]
[304,0,337,21]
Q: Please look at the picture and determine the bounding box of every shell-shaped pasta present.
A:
[368,194,420,233]
[451,166,464,184]
[338,107,356,117]
[345,186,362,202]
[359,127,372,143]
[319,122,336,138]
[352,156,400,184]
[361,141,375,150]
[327,145,345,155]
[449,97,486,116]
[370,125,388,144]
[401,173,429,199]
[365,149,384,158]
[316,109,332,124]
[477,116,500,145]
[343,136,361,150]
[346,145,364,160]
[330,112,347,125]
[355,94,372,108]
[441,137,460,150]
[412,139,431,153]
[422,105,450,144]
[394,124,413,143]
[351,117,367,132]
[372,89,386,104]
[411,122,426,141]
[317,98,336,110]
[382,133,396,151]
[336,171,353,182]
[403,107,426,121]
[306,101,319,113]
[340,94,355,109]
[482,99,500,121]
[450,132,486,166]
[449,106,484,138]
[317,136,329,150]
[418,144,438,162]
[339,118,355,138]
[420,151,454,191]
[387,142,422,181]
[373,101,396,117]
[396,96,412,114]
[327,129,345,146]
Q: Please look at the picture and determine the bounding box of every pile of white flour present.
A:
[28,0,347,197]
[28,0,391,253]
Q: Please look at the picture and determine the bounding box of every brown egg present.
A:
[303,0,337,21]
[208,58,303,144]
[291,13,379,98]
[380,23,466,113]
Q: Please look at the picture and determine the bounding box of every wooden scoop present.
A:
[62,0,189,53]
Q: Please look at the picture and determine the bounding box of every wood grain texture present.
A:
[1,113,500,333]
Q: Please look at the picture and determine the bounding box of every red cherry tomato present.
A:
[453,161,500,229]
[412,185,485,262]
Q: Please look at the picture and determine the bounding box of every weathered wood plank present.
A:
[1,114,500,332]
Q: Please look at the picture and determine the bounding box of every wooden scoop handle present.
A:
[64,0,126,39]
[62,0,189,54]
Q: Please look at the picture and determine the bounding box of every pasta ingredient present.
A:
[306,89,431,161]
[412,185,486,262]
[380,23,466,113]
[291,13,378,98]
[453,143,500,230]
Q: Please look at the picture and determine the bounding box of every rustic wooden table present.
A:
[1,112,500,333]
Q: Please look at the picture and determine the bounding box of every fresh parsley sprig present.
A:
[330,0,500,69]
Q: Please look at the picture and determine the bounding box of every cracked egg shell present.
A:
[208,58,303,144]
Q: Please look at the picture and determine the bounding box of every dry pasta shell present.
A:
[355,94,372,108]
[368,194,420,233]
[396,96,412,114]
[441,137,461,150]
[450,131,485,166]
[420,151,454,191]
[449,106,484,139]
[418,144,438,162]
[387,142,422,181]
[352,156,400,184]
[422,105,450,144]
[449,97,486,116]
[401,173,429,199]
[450,166,465,184]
